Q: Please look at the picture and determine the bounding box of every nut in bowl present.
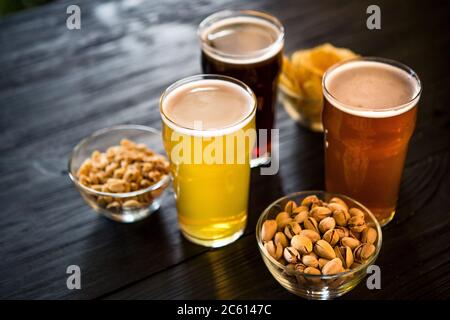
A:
[68,125,170,223]
[256,191,382,299]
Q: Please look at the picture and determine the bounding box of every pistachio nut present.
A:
[335,245,354,268]
[302,254,319,268]
[322,258,344,275]
[261,220,277,242]
[284,221,302,239]
[333,209,350,227]
[294,263,307,273]
[276,211,292,229]
[349,207,365,219]
[283,246,301,264]
[314,240,336,260]
[299,229,321,243]
[304,266,321,275]
[341,236,361,250]
[264,240,276,259]
[329,197,349,211]
[274,242,284,259]
[291,235,313,255]
[301,195,320,208]
[284,200,297,215]
[284,263,296,276]
[319,216,336,233]
[304,217,319,233]
[335,226,350,239]
[322,229,340,246]
[348,215,366,233]
[293,209,309,223]
[274,231,289,247]
[310,206,332,222]
[361,227,377,244]
[354,243,376,260]
[318,258,330,269]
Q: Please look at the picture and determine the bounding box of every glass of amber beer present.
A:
[322,57,421,226]
[198,10,284,167]
[160,75,256,247]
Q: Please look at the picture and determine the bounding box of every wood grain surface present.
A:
[0,0,449,299]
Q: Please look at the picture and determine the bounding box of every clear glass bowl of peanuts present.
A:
[256,191,382,300]
[68,125,170,223]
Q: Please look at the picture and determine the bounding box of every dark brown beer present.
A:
[199,11,284,164]
[322,58,421,226]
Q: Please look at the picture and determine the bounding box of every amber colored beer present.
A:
[322,58,421,226]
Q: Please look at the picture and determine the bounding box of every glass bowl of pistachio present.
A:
[68,125,170,223]
[256,191,382,299]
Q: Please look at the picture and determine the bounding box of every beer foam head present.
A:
[160,76,256,137]
[199,10,284,65]
[323,58,421,118]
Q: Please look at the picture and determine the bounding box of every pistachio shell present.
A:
[322,258,344,275]
[319,216,336,233]
[304,217,319,233]
[302,254,319,268]
[318,258,330,269]
[293,209,309,223]
[261,220,277,241]
[361,227,377,244]
[276,211,292,229]
[299,230,321,243]
[291,235,313,254]
[322,229,340,246]
[283,246,300,264]
[310,206,332,221]
[341,236,361,250]
[301,195,320,208]
[314,240,336,260]
[304,266,321,275]
[284,200,297,215]
[284,221,302,239]
[274,231,289,247]
[333,209,350,226]
[329,197,349,211]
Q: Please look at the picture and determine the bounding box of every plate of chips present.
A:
[279,43,358,132]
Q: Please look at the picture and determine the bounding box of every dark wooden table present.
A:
[1,0,449,300]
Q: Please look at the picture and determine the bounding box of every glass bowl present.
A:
[256,191,382,299]
[68,125,170,223]
[278,84,324,132]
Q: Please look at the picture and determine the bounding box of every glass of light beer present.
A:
[322,57,421,226]
[160,75,257,247]
[198,10,284,167]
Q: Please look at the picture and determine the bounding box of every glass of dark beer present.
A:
[322,57,422,226]
[198,10,284,167]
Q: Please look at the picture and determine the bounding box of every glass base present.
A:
[181,228,244,248]
[377,209,396,227]
[251,153,271,168]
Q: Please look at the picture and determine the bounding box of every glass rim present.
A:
[256,190,383,280]
[159,74,257,136]
[68,124,170,198]
[198,9,285,63]
[322,57,422,116]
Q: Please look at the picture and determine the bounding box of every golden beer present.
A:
[160,75,256,247]
[322,58,421,226]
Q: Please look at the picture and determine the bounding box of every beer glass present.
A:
[198,10,284,167]
[160,75,257,247]
[322,57,421,226]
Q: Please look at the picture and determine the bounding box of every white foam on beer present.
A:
[200,16,284,65]
[161,79,255,137]
[323,60,421,118]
